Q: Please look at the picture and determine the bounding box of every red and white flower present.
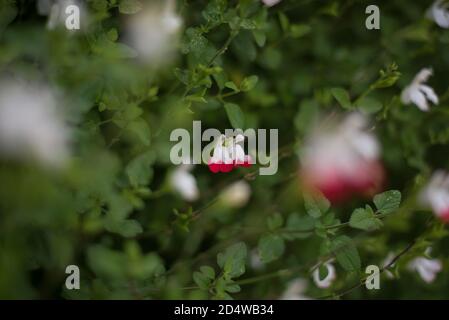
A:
[300,113,384,203]
[420,170,449,223]
[208,134,252,173]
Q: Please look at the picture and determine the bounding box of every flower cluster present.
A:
[208,134,252,173]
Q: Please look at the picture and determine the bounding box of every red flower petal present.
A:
[208,159,221,173]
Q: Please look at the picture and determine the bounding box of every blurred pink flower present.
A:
[300,113,384,203]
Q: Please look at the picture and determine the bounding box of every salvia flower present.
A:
[420,170,449,223]
[126,0,182,65]
[312,262,336,289]
[208,134,252,173]
[0,80,70,168]
[427,0,449,28]
[170,164,199,201]
[300,113,384,203]
[407,248,442,284]
[401,68,439,112]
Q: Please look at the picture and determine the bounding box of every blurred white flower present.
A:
[250,249,264,270]
[427,0,449,28]
[312,262,336,289]
[301,113,384,203]
[401,68,438,112]
[170,165,199,201]
[382,252,396,279]
[279,278,311,300]
[220,180,251,208]
[37,0,87,30]
[262,0,282,7]
[126,0,182,65]
[0,80,70,168]
[420,170,449,223]
[407,248,442,283]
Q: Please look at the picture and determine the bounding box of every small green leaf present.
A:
[290,24,311,38]
[258,234,285,263]
[355,96,383,114]
[349,206,383,231]
[193,271,211,290]
[200,266,216,279]
[119,0,143,14]
[217,242,247,278]
[304,193,330,218]
[240,75,259,92]
[224,103,245,129]
[267,213,284,231]
[225,81,239,92]
[331,87,352,109]
[128,118,151,146]
[284,213,315,240]
[225,284,241,293]
[373,190,401,214]
[331,235,361,272]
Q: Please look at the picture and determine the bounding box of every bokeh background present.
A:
[0,0,449,299]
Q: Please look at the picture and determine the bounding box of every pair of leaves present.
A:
[349,190,401,231]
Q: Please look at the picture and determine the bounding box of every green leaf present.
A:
[106,219,143,237]
[224,103,245,129]
[128,118,151,146]
[193,271,211,290]
[225,283,241,293]
[304,193,330,218]
[284,213,315,240]
[373,190,401,214]
[349,206,383,231]
[331,235,361,272]
[240,75,259,92]
[119,0,143,14]
[355,96,383,114]
[217,242,247,278]
[258,234,285,263]
[331,87,352,109]
[319,264,329,279]
[278,12,290,32]
[290,24,311,38]
[225,81,239,92]
[267,213,284,231]
[200,266,216,279]
[125,151,154,187]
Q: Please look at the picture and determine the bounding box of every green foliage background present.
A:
[0,0,449,299]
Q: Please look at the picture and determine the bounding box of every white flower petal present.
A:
[313,262,336,289]
[170,165,199,201]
